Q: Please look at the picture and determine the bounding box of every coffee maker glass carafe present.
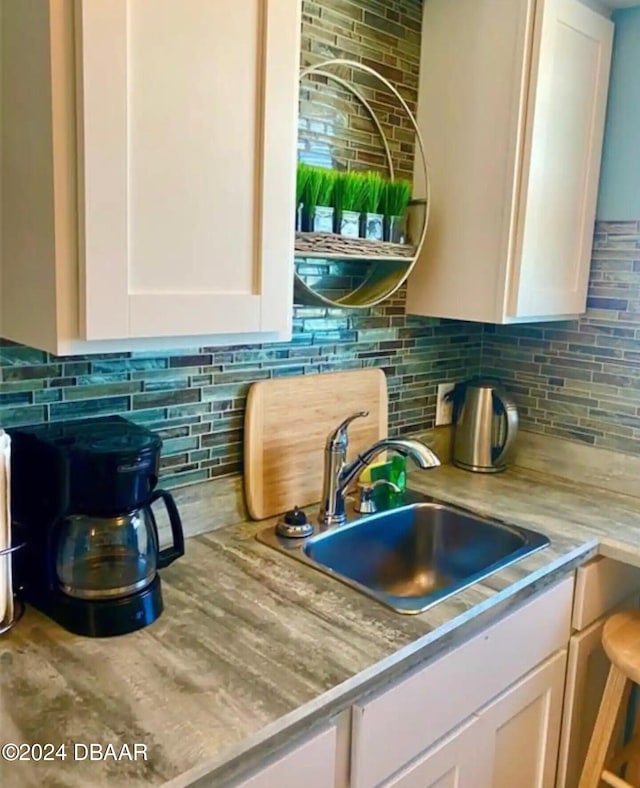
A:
[55,489,183,601]
[57,510,158,599]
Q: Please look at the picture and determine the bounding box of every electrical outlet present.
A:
[435,382,456,426]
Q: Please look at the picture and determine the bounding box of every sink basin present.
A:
[258,497,549,614]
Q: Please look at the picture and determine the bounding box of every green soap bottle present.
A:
[390,455,407,493]
[370,455,407,508]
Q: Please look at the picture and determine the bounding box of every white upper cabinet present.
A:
[407,0,613,324]
[1,0,300,354]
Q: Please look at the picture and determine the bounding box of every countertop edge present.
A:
[167,539,597,788]
[600,538,640,567]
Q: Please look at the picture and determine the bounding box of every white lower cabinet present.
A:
[557,593,640,788]
[556,556,640,788]
[383,717,486,788]
[237,564,640,787]
[383,651,566,788]
[557,617,612,788]
[481,650,566,788]
[236,725,338,788]
[350,578,574,788]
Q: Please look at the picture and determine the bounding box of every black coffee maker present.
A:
[10,416,184,637]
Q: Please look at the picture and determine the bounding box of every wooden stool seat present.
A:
[580,611,640,788]
[604,611,640,685]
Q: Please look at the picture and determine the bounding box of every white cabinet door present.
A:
[557,620,611,788]
[350,579,573,788]
[480,650,567,788]
[407,0,613,324]
[406,0,534,324]
[236,726,337,788]
[557,595,639,788]
[75,0,300,341]
[383,718,489,788]
[510,0,613,318]
[384,651,567,788]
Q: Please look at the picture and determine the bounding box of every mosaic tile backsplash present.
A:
[482,221,640,454]
[0,0,484,488]
[0,301,481,488]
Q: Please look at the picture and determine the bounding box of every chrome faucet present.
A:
[319,411,441,526]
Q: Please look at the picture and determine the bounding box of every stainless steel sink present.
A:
[257,494,549,614]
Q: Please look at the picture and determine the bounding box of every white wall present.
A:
[597,6,640,220]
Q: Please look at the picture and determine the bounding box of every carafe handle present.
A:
[149,489,185,569]
[492,389,519,467]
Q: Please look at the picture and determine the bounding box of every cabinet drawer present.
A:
[573,557,640,631]
[236,726,337,788]
[351,577,573,788]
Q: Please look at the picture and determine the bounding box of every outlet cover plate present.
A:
[435,382,456,426]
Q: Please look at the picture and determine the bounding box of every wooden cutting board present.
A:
[244,369,388,520]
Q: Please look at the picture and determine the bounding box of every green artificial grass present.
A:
[362,172,385,214]
[333,171,367,215]
[301,165,336,213]
[296,162,311,206]
[382,178,412,217]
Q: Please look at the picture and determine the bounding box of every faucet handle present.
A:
[327,410,369,450]
[355,479,402,514]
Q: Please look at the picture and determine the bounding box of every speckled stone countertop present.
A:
[3,464,640,788]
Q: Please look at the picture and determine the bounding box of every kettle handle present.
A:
[149,488,185,569]
[492,389,519,467]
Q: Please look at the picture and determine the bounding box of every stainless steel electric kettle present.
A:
[451,380,519,473]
